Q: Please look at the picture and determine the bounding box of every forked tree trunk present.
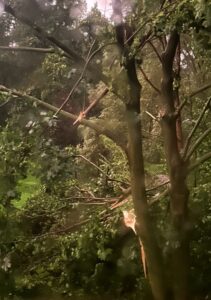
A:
[112,1,191,299]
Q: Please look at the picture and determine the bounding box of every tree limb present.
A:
[53,39,97,116]
[186,127,211,160]
[0,46,55,53]
[139,66,161,94]
[176,83,211,114]
[183,96,211,158]
[147,40,162,64]
[188,152,211,172]
[0,85,126,151]
[4,4,83,63]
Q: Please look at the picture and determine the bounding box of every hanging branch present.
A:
[183,96,211,158]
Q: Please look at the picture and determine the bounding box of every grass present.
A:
[12,175,41,209]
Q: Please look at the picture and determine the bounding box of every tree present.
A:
[0,0,211,299]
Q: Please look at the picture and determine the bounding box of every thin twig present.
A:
[73,154,128,186]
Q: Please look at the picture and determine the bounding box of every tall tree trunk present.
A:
[126,65,169,300]
[160,30,190,300]
[111,1,170,297]
[125,59,169,300]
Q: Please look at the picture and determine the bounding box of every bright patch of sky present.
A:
[86,0,112,16]
[0,0,4,16]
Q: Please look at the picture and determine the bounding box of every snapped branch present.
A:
[0,85,126,151]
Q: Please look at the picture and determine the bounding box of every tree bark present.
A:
[160,30,190,300]
[125,59,169,300]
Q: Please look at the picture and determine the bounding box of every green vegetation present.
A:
[0,0,210,299]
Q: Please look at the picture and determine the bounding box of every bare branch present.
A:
[147,41,162,64]
[189,83,211,98]
[183,96,211,158]
[0,99,11,107]
[0,46,55,53]
[186,127,211,160]
[188,152,211,172]
[53,39,97,117]
[139,67,161,94]
[4,4,83,63]
[176,83,211,114]
[73,154,128,186]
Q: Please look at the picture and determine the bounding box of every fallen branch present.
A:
[73,87,109,125]
[0,85,126,150]
[4,4,83,63]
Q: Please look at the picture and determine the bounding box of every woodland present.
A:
[0,0,211,299]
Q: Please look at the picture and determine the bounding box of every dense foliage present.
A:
[0,0,210,299]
